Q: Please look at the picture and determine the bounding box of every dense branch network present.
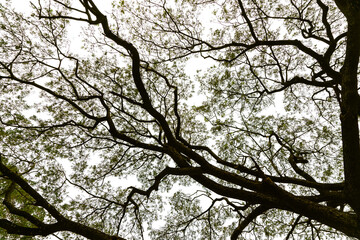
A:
[0,0,359,239]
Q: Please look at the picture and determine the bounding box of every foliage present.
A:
[0,0,359,239]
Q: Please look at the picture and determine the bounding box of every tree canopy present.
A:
[0,0,359,239]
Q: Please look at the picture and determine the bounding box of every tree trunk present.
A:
[339,6,360,215]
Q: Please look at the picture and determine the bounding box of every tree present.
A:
[0,0,359,239]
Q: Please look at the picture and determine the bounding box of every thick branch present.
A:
[231,205,270,240]
[0,156,126,240]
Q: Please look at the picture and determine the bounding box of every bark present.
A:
[335,0,360,216]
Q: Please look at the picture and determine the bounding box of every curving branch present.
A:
[231,205,270,240]
[1,0,359,238]
[0,155,126,240]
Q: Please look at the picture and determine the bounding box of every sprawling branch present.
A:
[0,155,126,240]
[30,0,360,238]
[0,0,359,238]
[231,205,269,240]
